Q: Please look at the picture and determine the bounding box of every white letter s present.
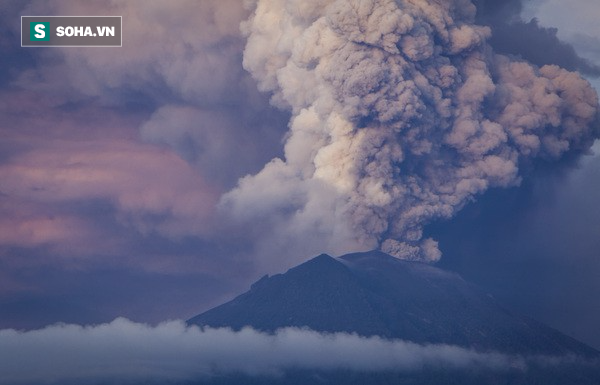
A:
[34,24,45,39]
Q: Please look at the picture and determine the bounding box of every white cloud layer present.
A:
[0,318,539,384]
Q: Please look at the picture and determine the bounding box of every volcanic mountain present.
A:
[188,251,599,384]
[189,250,596,357]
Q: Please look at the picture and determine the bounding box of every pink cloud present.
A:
[0,139,219,238]
[0,87,220,265]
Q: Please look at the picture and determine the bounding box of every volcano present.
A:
[189,250,596,357]
[188,251,599,384]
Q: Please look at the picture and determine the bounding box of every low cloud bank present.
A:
[1,318,592,384]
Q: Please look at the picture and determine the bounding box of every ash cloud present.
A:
[0,318,552,384]
[222,0,600,264]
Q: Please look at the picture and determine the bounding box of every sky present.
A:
[1,0,600,370]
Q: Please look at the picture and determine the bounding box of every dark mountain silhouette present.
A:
[188,250,600,384]
[189,250,597,357]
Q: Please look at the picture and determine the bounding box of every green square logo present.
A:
[30,22,50,41]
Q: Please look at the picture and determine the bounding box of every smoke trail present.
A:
[221,0,599,262]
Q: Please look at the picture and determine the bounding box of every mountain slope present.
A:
[188,250,598,358]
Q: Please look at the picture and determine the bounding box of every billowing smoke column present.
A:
[222,0,599,262]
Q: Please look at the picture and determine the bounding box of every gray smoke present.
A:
[221,0,599,263]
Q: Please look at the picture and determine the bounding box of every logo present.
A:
[22,16,121,47]
[30,22,50,41]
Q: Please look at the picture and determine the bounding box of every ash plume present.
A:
[221,0,599,263]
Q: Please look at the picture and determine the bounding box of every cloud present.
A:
[0,1,286,260]
[17,0,248,105]
[221,0,600,268]
[0,318,551,384]
[0,90,219,257]
[140,104,287,188]
[0,1,289,319]
[11,0,288,189]
[0,140,218,240]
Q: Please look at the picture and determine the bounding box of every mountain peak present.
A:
[289,252,340,272]
[189,251,599,358]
